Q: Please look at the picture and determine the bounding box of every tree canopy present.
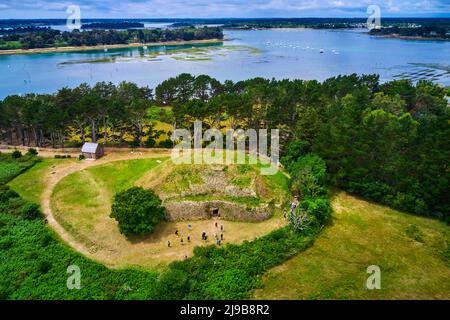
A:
[0,27,223,50]
[1,74,448,221]
[110,187,165,237]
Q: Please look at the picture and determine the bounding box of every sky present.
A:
[0,0,449,19]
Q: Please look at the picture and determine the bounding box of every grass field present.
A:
[48,158,287,269]
[252,191,450,300]
[8,158,61,203]
[5,153,449,298]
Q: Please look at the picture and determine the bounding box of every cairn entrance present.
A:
[211,208,220,217]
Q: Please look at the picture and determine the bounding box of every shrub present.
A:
[290,154,327,199]
[0,185,20,203]
[78,154,85,160]
[405,224,424,243]
[110,187,165,237]
[37,260,52,274]
[26,148,38,156]
[11,150,22,159]
[145,138,157,148]
[299,197,332,224]
[158,139,174,148]
[19,203,41,220]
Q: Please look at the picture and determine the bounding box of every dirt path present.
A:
[40,150,287,268]
[40,151,171,266]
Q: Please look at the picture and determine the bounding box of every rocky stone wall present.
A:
[163,200,274,222]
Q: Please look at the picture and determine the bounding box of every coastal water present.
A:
[1,28,449,98]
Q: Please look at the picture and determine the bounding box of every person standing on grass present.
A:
[175,229,179,236]
[290,197,299,216]
[221,233,223,241]
[187,235,191,242]
[181,237,184,245]
[167,241,171,247]
[220,224,224,232]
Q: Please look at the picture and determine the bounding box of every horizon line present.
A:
[1,16,450,20]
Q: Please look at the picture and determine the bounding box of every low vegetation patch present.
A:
[405,224,425,243]
[0,185,159,299]
[0,151,40,185]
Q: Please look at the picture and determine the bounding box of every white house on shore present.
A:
[81,142,104,160]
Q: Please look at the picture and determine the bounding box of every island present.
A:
[0,26,224,54]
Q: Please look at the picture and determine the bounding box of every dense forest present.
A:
[0,74,449,221]
[2,18,449,31]
[80,22,145,29]
[0,26,51,35]
[0,27,223,50]
[369,25,450,39]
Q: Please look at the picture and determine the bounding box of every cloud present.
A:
[0,0,449,18]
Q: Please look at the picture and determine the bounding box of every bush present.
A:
[290,154,327,199]
[19,203,41,220]
[145,138,157,148]
[26,148,38,156]
[11,150,22,159]
[0,185,20,203]
[405,224,424,243]
[158,139,174,148]
[110,187,165,237]
[299,197,332,224]
[78,154,85,160]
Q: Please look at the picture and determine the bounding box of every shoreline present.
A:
[0,38,224,56]
[368,33,450,41]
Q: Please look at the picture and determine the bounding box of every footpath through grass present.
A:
[50,158,289,268]
[1,154,320,299]
[253,191,450,300]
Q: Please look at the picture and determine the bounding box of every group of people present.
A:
[168,229,191,247]
[167,221,225,248]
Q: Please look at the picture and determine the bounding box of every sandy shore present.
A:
[0,38,224,56]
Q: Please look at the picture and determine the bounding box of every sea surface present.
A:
[1,28,449,98]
